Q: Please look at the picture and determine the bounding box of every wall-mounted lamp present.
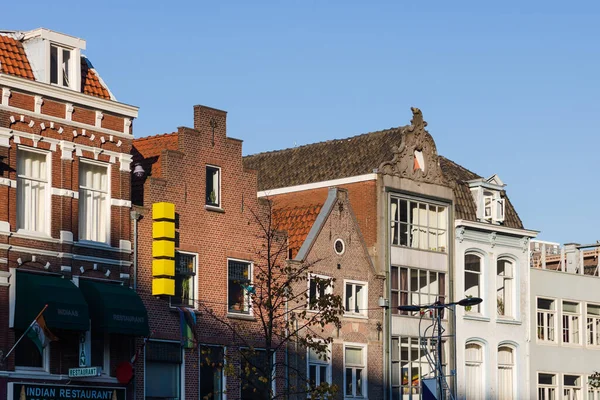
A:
[132,163,145,178]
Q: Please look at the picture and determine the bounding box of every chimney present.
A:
[564,243,580,273]
[193,105,227,144]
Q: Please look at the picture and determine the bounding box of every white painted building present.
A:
[454,176,537,400]
[529,240,600,399]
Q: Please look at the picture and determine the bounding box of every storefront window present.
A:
[14,328,44,369]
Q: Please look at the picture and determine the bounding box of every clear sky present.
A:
[5,0,600,244]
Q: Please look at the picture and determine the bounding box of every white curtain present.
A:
[497,346,514,400]
[17,150,47,233]
[465,343,483,400]
[79,163,108,242]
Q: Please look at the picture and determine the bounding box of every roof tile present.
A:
[273,204,323,259]
[0,34,34,80]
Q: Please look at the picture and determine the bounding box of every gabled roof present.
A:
[243,127,404,191]
[243,117,524,229]
[273,203,323,259]
[439,156,523,229]
[0,31,112,100]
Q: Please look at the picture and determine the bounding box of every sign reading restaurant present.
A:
[9,383,125,400]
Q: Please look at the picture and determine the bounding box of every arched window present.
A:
[465,342,484,399]
[465,254,482,313]
[497,259,514,318]
[497,345,515,400]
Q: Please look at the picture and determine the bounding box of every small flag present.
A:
[26,314,58,354]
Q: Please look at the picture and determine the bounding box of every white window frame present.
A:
[16,146,51,237]
[587,303,600,346]
[344,280,368,317]
[392,266,446,317]
[389,196,448,252]
[562,300,581,345]
[144,339,184,400]
[482,191,505,223]
[307,273,333,311]
[306,341,332,394]
[497,258,515,319]
[464,253,483,314]
[497,345,515,400]
[537,297,557,343]
[465,341,485,400]
[563,374,582,400]
[78,159,111,245]
[14,329,51,373]
[170,251,198,309]
[537,372,557,400]
[587,375,600,400]
[343,343,367,398]
[227,258,253,315]
[49,43,74,88]
[206,165,221,208]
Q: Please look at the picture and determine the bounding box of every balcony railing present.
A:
[531,240,600,277]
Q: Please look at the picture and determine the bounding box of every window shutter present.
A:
[495,198,505,222]
[483,195,493,220]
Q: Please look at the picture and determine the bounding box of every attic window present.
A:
[50,44,72,87]
[483,191,505,224]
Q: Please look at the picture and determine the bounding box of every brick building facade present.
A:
[275,187,385,399]
[0,28,144,400]
[132,104,287,399]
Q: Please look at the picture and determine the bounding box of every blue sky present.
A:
[5,1,600,244]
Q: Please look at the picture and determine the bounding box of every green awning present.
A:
[15,271,90,331]
[79,279,149,336]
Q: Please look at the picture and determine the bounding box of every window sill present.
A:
[343,313,369,320]
[496,318,521,325]
[227,312,255,321]
[75,240,129,253]
[390,244,447,255]
[536,340,559,346]
[393,313,447,321]
[463,314,491,322]
[205,205,225,213]
[14,230,56,242]
[169,305,200,314]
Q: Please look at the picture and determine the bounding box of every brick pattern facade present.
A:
[132,105,286,399]
[0,73,137,396]
[285,189,385,399]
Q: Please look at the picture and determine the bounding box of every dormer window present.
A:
[50,44,72,87]
[468,175,506,225]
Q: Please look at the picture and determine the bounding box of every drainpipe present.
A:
[130,210,141,291]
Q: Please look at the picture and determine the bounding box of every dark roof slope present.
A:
[243,129,524,229]
[243,127,405,191]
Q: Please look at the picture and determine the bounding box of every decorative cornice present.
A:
[0,177,16,188]
[111,198,132,208]
[0,104,133,140]
[51,187,79,199]
[2,87,11,106]
[0,73,138,118]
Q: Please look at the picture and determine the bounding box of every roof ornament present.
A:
[377,107,448,186]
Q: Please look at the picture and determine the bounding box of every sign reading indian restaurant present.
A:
[9,383,125,400]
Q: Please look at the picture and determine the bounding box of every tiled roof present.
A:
[273,204,323,259]
[243,127,524,229]
[0,34,34,80]
[132,133,179,178]
[439,156,523,229]
[0,32,112,100]
[81,57,111,100]
[243,127,405,191]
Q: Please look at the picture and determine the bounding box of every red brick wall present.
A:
[41,99,66,118]
[8,91,34,111]
[287,190,384,399]
[0,88,136,395]
[101,113,124,132]
[72,106,96,125]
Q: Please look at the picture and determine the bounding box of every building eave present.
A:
[256,173,378,197]
[0,73,138,118]
[455,219,539,238]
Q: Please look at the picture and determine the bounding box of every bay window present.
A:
[79,161,109,243]
[390,197,447,252]
[391,266,445,316]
